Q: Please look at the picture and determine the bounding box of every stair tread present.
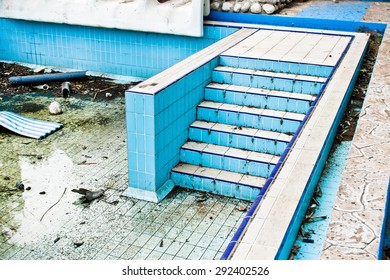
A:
[206,82,316,102]
[172,163,266,188]
[190,120,293,143]
[198,101,305,121]
[182,141,280,164]
[214,66,327,83]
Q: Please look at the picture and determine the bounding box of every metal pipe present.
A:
[9,71,87,86]
[61,81,71,98]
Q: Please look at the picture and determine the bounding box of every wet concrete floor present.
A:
[0,92,250,260]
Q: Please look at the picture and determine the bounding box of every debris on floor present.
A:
[9,70,87,86]
[0,62,136,99]
[0,111,63,139]
[72,188,104,203]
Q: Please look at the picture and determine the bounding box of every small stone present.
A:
[73,241,84,248]
[241,1,250,12]
[250,3,261,14]
[210,1,220,10]
[237,205,247,211]
[262,3,276,14]
[233,3,241,13]
[221,1,233,12]
[48,101,62,115]
[15,182,24,190]
[105,92,112,98]
[26,186,31,191]
[39,191,46,195]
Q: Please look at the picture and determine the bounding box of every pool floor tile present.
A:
[0,96,251,260]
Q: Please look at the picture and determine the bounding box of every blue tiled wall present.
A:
[126,57,220,201]
[0,18,237,78]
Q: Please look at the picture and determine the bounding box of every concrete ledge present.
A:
[0,0,204,37]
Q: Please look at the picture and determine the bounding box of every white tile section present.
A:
[194,166,221,178]
[225,148,251,159]
[182,141,207,151]
[190,120,215,129]
[322,36,352,66]
[198,101,222,109]
[239,175,265,188]
[203,143,229,155]
[284,112,305,121]
[211,122,235,133]
[207,82,229,90]
[219,103,243,112]
[303,35,345,65]
[247,151,279,165]
[239,106,264,115]
[172,163,199,175]
[221,28,349,66]
[214,66,327,83]
[262,32,307,61]
[216,170,243,183]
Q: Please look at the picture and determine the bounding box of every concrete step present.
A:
[171,163,266,201]
[197,101,304,134]
[188,120,292,156]
[180,141,279,178]
[212,66,326,94]
[219,55,333,78]
[204,82,315,114]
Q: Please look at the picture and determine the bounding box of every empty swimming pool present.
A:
[0,17,369,260]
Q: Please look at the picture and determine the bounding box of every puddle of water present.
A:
[0,92,126,247]
[10,149,82,246]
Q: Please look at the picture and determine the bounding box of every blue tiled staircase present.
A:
[171,55,326,201]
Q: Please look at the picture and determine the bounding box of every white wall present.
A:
[0,0,204,37]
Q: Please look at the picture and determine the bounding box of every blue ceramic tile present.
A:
[128,152,137,171]
[135,114,145,134]
[129,170,138,186]
[136,134,146,154]
[125,94,136,113]
[221,182,233,197]
[144,173,156,191]
[145,154,155,174]
[127,132,136,152]
[145,135,155,155]
[144,116,154,135]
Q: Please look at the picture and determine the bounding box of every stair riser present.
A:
[219,55,333,78]
[189,127,288,156]
[171,171,261,201]
[212,71,323,95]
[197,107,301,134]
[204,87,312,114]
[180,148,275,177]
